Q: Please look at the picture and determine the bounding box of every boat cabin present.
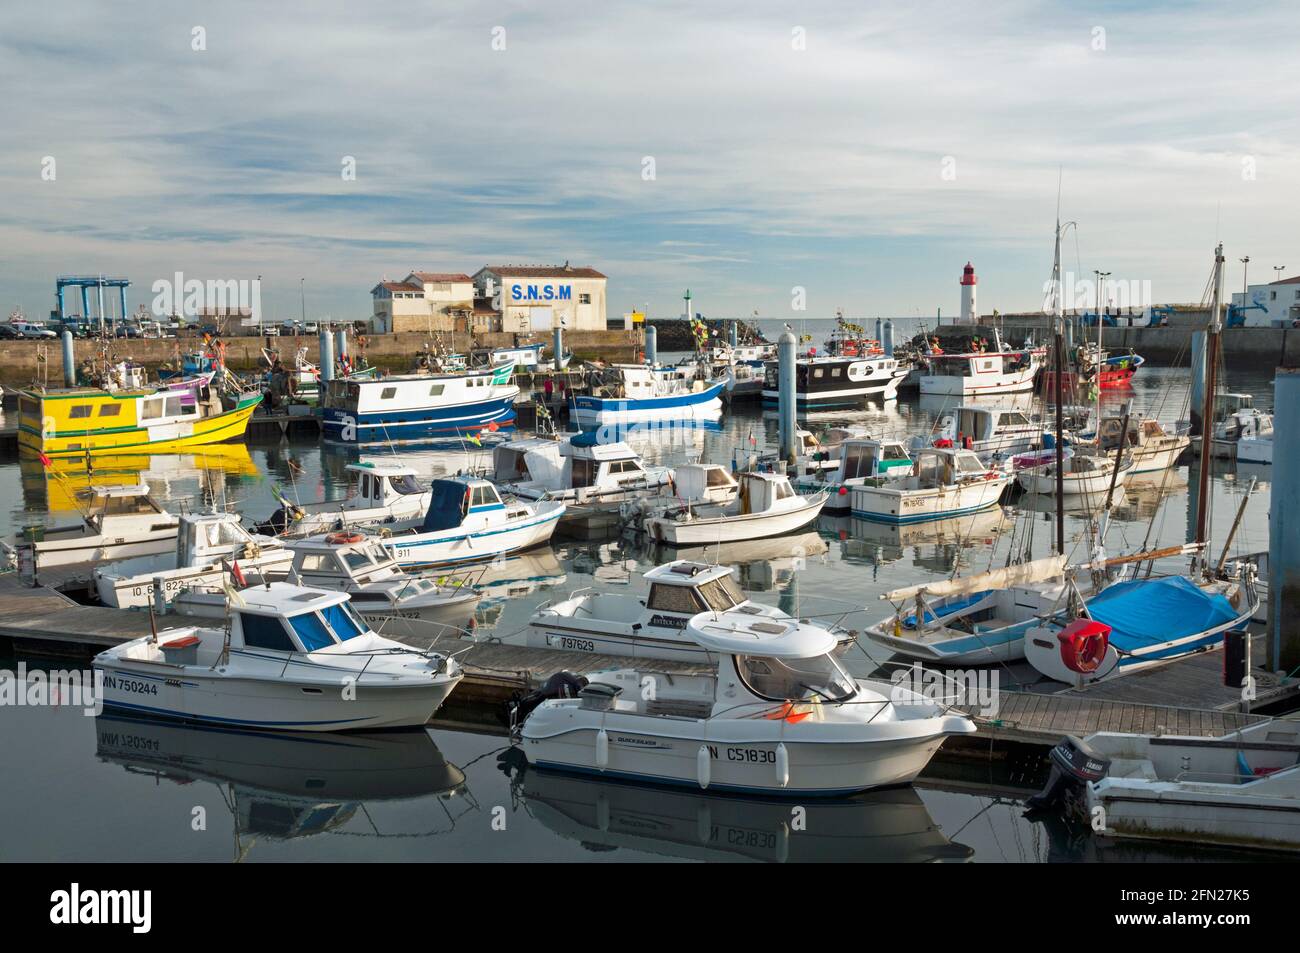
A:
[492,434,661,496]
[176,512,275,567]
[80,483,171,531]
[288,536,422,590]
[345,462,427,510]
[909,447,993,485]
[834,438,912,481]
[671,463,739,504]
[416,477,521,532]
[939,406,1039,449]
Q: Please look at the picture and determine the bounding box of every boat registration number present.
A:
[130,578,189,598]
[549,634,595,653]
[725,747,775,764]
[103,674,158,696]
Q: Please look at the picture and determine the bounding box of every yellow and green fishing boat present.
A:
[17,375,262,458]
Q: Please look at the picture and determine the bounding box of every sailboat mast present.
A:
[1194,242,1225,559]
[1052,219,1066,555]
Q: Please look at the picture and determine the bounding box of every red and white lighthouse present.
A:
[959,261,978,324]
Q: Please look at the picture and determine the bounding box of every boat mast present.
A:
[1051,216,1068,555]
[1194,242,1225,568]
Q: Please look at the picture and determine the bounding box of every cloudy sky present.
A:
[1,1,1296,323]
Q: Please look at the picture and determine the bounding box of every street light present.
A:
[1240,257,1250,299]
[1276,266,1287,282]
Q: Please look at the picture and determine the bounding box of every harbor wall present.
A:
[0,329,642,387]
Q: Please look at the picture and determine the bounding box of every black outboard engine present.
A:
[508,671,589,731]
[1025,735,1111,818]
[257,507,290,536]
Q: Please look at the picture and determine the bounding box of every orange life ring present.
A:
[326,531,365,545]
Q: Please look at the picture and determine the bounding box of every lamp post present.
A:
[1240,257,1250,300]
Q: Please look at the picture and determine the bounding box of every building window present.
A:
[579,293,591,304]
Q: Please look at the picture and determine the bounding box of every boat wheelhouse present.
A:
[93,582,463,731]
[379,475,564,569]
[792,437,913,513]
[1092,414,1190,474]
[935,405,1046,462]
[320,364,518,443]
[762,355,907,407]
[526,560,855,662]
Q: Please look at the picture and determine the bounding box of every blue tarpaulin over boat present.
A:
[422,480,470,532]
[1084,576,1238,651]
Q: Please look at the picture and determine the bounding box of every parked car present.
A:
[11,321,56,339]
[0,325,26,339]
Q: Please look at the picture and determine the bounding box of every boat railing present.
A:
[365,614,473,647]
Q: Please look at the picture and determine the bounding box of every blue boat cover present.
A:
[422,480,470,532]
[904,590,991,629]
[1083,576,1238,651]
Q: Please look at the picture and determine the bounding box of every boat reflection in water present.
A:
[822,508,1007,574]
[503,753,972,863]
[95,716,470,858]
[461,548,569,626]
[631,531,829,593]
[20,444,260,514]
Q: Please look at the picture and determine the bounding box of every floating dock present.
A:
[0,572,1291,746]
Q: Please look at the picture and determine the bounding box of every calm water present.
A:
[0,365,1279,862]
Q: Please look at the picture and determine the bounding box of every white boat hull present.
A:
[646,494,827,545]
[97,552,295,609]
[96,660,461,731]
[850,476,1010,524]
[1089,778,1300,851]
[1236,437,1272,464]
[20,527,178,572]
[919,366,1039,397]
[522,699,968,796]
[1016,463,1129,496]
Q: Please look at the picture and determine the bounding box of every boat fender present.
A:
[697,745,711,789]
[1057,618,1111,674]
[775,742,790,788]
[595,728,609,769]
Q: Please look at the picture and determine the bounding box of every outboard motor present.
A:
[256,507,291,536]
[508,671,589,732]
[1025,734,1111,818]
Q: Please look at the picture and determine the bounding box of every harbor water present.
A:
[0,364,1281,862]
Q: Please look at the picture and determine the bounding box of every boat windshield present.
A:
[735,653,857,703]
[697,574,744,611]
[389,474,424,495]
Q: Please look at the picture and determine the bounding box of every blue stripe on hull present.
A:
[572,381,725,413]
[849,500,1002,524]
[322,396,516,441]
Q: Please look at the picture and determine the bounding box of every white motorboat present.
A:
[1206,408,1274,461]
[93,583,463,731]
[918,331,1046,397]
[167,534,482,639]
[1015,449,1133,497]
[518,608,975,796]
[850,447,1012,524]
[572,364,725,426]
[1091,414,1190,474]
[1083,720,1300,851]
[526,560,857,662]
[491,432,673,509]
[1236,433,1273,464]
[792,437,913,513]
[636,472,827,546]
[257,461,432,537]
[2,483,179,574]
[864,555,1072,665]
[380,475,564,569]
[94,511,294,610]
